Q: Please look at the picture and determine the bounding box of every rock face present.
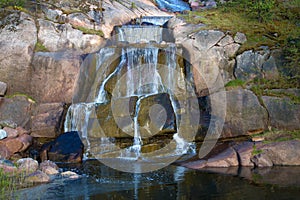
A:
[0,12,37,94]
[31,52,82,103]
[233,142,255,167]
[182,140,300,170]
[252,140,300,167]
[220,88,268,138]
[31,103,65,138]
[262,96,300,130]
[0,95,35,128]
[40,131,84,163]
[38,19,104,53]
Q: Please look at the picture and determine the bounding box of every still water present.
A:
[17,160,300,200]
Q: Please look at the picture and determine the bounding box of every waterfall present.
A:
[116,25,163,43]
[64,16,197,166]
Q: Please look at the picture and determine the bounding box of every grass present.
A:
[72,25,104,37]
[252,144,263,156]
[180,0,300,52]
[249,78,300,103]
[225,79,246,88]
[251,129,300,143]
[34,40,48,52]
[0,168,17,199]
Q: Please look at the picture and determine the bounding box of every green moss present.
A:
[249,78,300,103]
[6,92,36,103]
[252,129,300,143]
[225,79,246,88]
[72,25,104,37]
[252,144,263,156]
[34,41,48,52]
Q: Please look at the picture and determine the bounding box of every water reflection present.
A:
[16,160,300,200]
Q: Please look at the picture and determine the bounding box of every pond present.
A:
[16,160,300,200]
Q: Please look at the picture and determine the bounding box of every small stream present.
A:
[16,161,300,199]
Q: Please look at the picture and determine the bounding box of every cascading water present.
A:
[64,16,197,167]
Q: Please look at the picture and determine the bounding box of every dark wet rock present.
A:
[221,88,268,138]
[24,170,50,183]
[31,51,82,103]
[40,131,84,163]
[262,96,300,130]
[17,158,39,174]
[0,81,7,96]
[0,95,35,129]
[31,103,65,138]
[138,93,176,138]
[95,97,137,138]
[233,142,255,167]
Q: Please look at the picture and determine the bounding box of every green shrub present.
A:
[0,0,25,8]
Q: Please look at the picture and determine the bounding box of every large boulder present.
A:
[0,12,37,94]
[31,103,65,138]
[252,140,300,167]
[0,95,35,128]
[234,48,280,81]
[40,131,84,163]
[31,51,82,103]
[233,142,255,167]
[262,95,300,130]
[220,88,268,138]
